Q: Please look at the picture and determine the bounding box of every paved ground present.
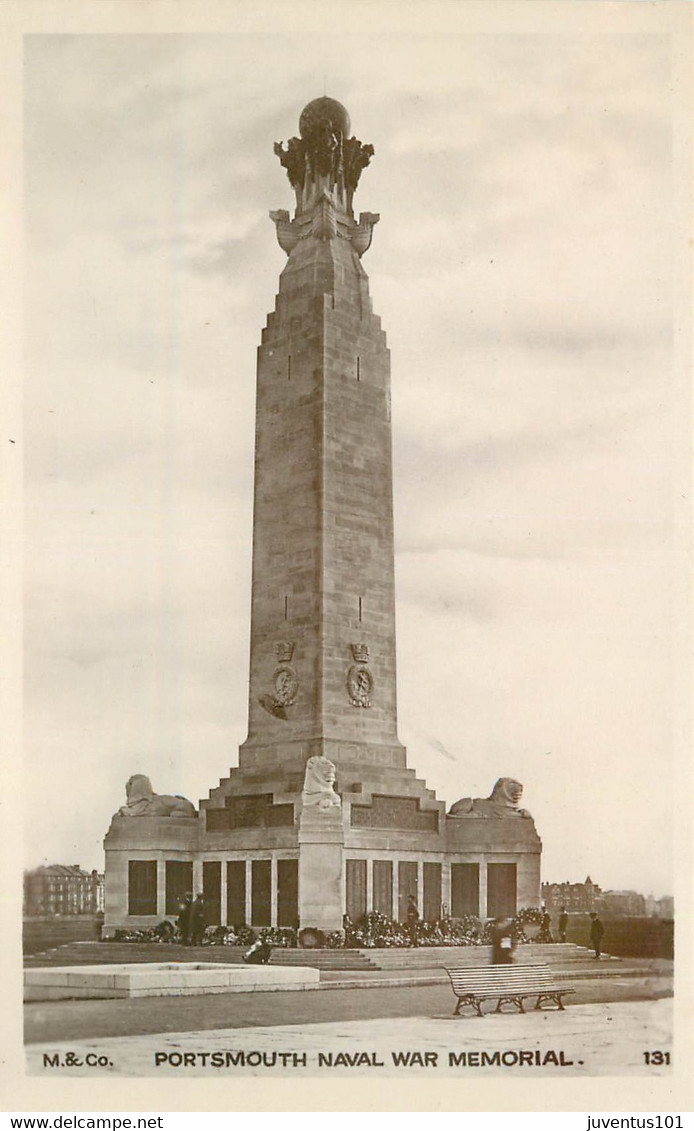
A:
[24,944,674,1082]
[25,998,673,1078]
[25,969,671,1044]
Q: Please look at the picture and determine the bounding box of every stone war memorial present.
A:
[103,97,542,937]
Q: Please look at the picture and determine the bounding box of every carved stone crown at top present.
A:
[271,96,379,258]
[275,641,295,663]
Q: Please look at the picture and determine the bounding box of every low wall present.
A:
[565,915,673,959]
[23,916,102,956]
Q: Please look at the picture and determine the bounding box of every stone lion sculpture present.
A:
[448,777,531,819]
[301,754,341,810]
[117,774,197,818]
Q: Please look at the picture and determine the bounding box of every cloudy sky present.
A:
[23,21,685,896]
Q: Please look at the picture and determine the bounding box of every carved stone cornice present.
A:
[270,202,379,258]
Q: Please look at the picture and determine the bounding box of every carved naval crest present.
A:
[273,665,299,707]
[347,665,373,708]
[258,643,299,718]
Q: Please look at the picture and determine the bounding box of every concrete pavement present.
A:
[25,997,673,1077]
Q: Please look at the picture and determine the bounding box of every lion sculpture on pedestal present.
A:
[448,777,531,819]
[117,774,197,818]
[301,754,341,810]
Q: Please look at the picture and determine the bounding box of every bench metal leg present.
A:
[534,993,565,1011]
[495,995,525,1014]
[455,994,484,1018]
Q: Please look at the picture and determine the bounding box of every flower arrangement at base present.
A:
[298,927,325,948]
[513,906,543,943]
[106,915,492,949]
[228,924,257,946]
[257,927,297,948]
[111,928,161,943]
[202,924,257,947]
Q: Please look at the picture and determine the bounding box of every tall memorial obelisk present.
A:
[239,97,406,930]
[103,98,542,936]
[243,97,402,770]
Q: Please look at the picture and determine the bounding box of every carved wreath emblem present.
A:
[273,665,299,707]
[347,665,373,708]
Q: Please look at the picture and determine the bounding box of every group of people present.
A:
[543,906,606,959]
[177,891,275,963]
[176,892,207,946]
[174,893,605,961]
[489,907,605,964]
[384,897,609,960]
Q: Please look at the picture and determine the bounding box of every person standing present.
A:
[490,918,515,964]
[190,893,207,947]
[539,907,553,943]
[558,907,568,944]
[406,895,420,947]
[589,911,604,958]
[177,892,193,946]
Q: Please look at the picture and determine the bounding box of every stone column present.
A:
[220,861,227,927]
[298,807,345,931]
[156,859,166,919]
[270,857,278,928]
[479,859,488,919]
[392,859,399,923]
[517,853,541,909]
[441,860,451,919]
[244,859,252,925]
[366,856,373,913]
[103,849,128,935]
[192,859,203,897]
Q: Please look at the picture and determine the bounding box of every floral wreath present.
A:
[514,906,543,925]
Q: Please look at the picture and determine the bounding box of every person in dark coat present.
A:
[243,936,273,965]
[177,893,193,945]
[406,896,420,947]
[589,912,605,958]
[490,918,515,964]
[190,894,207,947]
[342,914,355,948]
[558,907,568,944]
[539,908,553,943]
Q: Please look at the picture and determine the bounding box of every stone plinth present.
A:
[297,805,345,930]
[445,814,542,853]
[24,962,320,1001]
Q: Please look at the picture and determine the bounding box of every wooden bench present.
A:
[445,962,575,1017]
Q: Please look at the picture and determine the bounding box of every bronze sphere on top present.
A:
[299,97,351,139]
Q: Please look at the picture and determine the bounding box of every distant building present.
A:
[24,865,104,916]
[654,895,674,918]
[601,889,646,916]
[543,877,669,918]
[542,875,602,913]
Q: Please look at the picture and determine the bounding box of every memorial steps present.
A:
[23,942,378,971]
[26,941,604,973]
